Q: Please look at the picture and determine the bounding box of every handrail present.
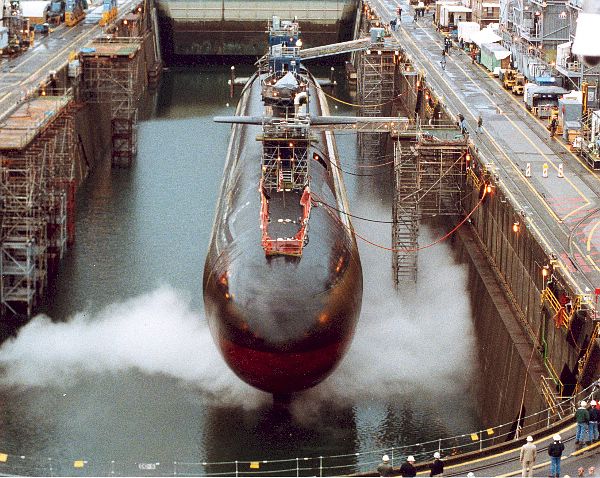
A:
[0,383,597,476]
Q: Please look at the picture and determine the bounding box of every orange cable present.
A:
[313,188,486,253]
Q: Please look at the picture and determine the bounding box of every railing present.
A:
[0,383,597,476]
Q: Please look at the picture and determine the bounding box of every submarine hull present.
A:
[203,73,362,394]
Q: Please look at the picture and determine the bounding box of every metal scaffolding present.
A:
[356,46,399,161]
[80,38,143,167]
[392,128,468,285]
[0,94,78,317]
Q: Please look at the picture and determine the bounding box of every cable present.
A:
[313,188,487,253]
[313,199,394,224]
[314,188,478,225]
[322,89,405,108]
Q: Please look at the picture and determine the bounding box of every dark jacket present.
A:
[400,462,417,477]
[377,462,394,477]
[590,407,600,422]
[430,458,444,476]
[576,407,590,423]
[548,441,565,457]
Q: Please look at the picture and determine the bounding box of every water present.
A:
[0,65,482,476]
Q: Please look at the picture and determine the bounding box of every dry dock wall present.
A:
[459,163,599,424]
[156,0,357,58]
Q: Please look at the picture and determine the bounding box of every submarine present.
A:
[203,17,363,395]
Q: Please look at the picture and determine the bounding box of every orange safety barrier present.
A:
[260,186,312,257]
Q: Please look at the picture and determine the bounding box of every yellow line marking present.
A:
[477,61,600,177]
[411,19,590,208]
[11,50,40,71]
[588,220,600,253]
[416,424,576,475]
[586,255,600,272]
[562,202,591,223]
[391,19,563,223]
[378,0,591,296]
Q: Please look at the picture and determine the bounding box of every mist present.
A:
[0,206,474,409]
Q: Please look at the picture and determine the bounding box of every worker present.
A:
[548,434,564,478]
[440,49,446,70]
[390,18,397,30]
[429,452,444,476]
[377,455,394,477]
[477,114,483,133]
[590,400,599,442]
[519,436,536,477]
[400,456,417,477]
[575,400,590,445]
[549,116,558,139]
[470,47,477,64]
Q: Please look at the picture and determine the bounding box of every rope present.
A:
[515,342,537,439]
[313,188,486,253]
[322,89,405,108]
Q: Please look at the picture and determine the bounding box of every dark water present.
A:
[0,65,482,476]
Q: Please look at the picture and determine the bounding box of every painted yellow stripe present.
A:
[376,0,591,296]
[587,220,600,253]
[393,20,563,224]
[423,28,589,207]
[563,202,592,223]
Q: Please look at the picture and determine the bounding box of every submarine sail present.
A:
[203,17,363,394]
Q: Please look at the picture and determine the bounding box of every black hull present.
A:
[203,73,362,394]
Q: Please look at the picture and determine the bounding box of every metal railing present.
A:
[0,383,597,476]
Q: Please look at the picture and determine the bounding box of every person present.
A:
[414,10,418,22]
[590,400,599,442]
[458,114,468,136]
[575,400,590,445]
[477,114,483,133]
[400,455,417,477]
[440,49,446,70]
[430,451,444,476]
[548,434,564,478]
[425,4,430,15]
[519,436,536,477]
[397,5,402,16]
[378,454,394,477]
[390,18,397,31]
[549,116,558,138]
[470,47,477,64]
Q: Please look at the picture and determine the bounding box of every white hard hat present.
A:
[553,434,561,441]
[592,400,597,406]
[581,400,588,407]
[407,455,415,462]
[382,455,390,462]
[433,452,441,459]
[526,436,533,442]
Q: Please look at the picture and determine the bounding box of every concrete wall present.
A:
[156,0,357,58]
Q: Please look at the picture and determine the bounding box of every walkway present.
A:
[0,0,138,121]
[370,0,600,299]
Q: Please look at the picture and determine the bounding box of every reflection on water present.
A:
[0,66,481,475]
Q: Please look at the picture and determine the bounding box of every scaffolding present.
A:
[392,128,468,285]
[356,46,399,161]
[80,39,143,167]
[0,93,78,317]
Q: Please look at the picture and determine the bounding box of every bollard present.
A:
[525,163,531,177]
[558,163,564,178]
[543,163,548,178]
